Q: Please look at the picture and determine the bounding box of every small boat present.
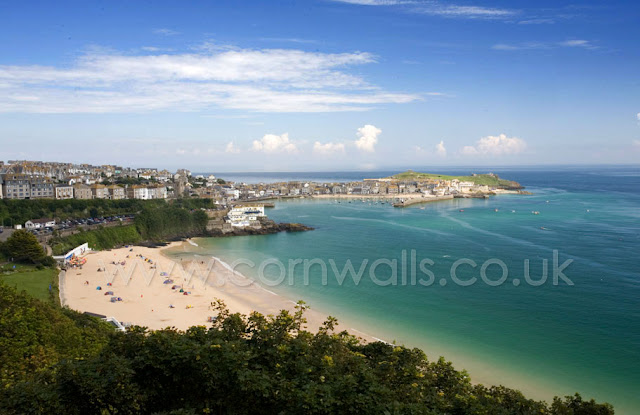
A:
[459,209,464,212]
[420,207,425,210]
[494,208,499,212]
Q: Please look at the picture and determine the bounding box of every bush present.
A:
[0,297,615,415]
[0,284,113,390]
[50,225,142,255]
[134,206,208,241]
[39,256,57,267]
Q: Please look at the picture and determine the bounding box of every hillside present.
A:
[389,170,524,189]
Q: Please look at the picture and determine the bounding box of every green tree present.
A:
[4,230,45,263]
[0,293,616,415]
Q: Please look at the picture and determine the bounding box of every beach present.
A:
[59,241,373,339]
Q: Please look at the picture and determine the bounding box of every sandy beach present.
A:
[60,241,373,339]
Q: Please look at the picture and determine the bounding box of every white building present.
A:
[459,181,475,193]
[127,185,149,199]
[226,205,265,227]
[224,188,240,199]
[25,218,56,229]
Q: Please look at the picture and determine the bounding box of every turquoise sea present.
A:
[178,167,640,413]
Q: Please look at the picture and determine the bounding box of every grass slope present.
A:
[390,170,522,188]
[0,265,59,304]
[50,224,142,255]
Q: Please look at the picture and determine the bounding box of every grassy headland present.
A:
[389,170,524,189]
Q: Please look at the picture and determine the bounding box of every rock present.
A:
[205,219,313,237]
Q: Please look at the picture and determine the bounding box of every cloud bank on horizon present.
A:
[461,134,527,156]
[222,125,527,162]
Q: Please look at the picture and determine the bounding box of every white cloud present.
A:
[225,142,240,153]
[331,0,406,5]
[313,141,346,155]
[414,4,515,19]
[141,46,174,52]
[633,140,640,148]
[461,134,527,156]
[492,43,549,51]
[518,18,555,25]
[153,28,180,36]
[332,0,515,19]
[413,140,446,157]
[435,140,447,157]
[259,37,319,44]
[493,39,596,51]
[636,112,640,121]
[0,46,418,113]
[251,133,298,153]
[354,124,381,152]
[559,39,591,48]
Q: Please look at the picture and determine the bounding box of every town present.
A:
[0,160,522,203]
[0,160,526,235]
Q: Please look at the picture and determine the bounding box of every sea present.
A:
[179,166,640,413]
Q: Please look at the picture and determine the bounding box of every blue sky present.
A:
[1,0,639,171]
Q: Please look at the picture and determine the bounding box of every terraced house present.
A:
[1,174,54,199]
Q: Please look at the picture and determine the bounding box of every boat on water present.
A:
[459,209,464,212]
[532,211,540,215]
[494,208,499,212]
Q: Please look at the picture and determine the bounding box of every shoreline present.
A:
[161,239,561,401]
[59,238,604,410]
[311,189,525,202]
[60,241,377,343]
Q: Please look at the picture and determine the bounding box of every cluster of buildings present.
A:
[0,160,183,200]
[0,159,493,204]
[214,177,491,201]
[226,205,266,227]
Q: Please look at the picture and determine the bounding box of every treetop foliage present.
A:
[0,288,615,415]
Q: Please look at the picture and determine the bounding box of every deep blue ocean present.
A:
[186,166,640,413]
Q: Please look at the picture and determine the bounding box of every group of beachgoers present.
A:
[66,254,86,268]
[162,271,195,310]
[84,248,198,311]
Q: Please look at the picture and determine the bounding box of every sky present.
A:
[0,0,639,171]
